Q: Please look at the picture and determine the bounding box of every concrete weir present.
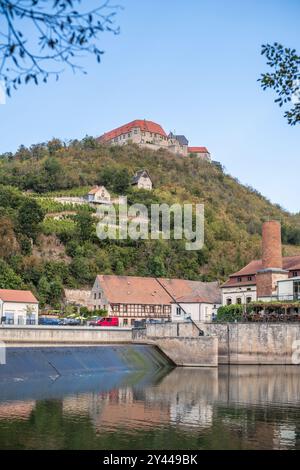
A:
[0,323,218,371]
[0,344,173,381]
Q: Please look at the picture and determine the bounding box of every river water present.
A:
[0,365,300,450]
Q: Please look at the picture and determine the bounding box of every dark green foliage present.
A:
[0,1,120,96]
[75,210,95,242]
[259,43,300,125]
[17,199,44,241]
[216,304,243,322]
[99,167,131,194]
[0,259,24,289]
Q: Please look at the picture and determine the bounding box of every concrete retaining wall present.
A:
[144,322,201,338]
[134,322,218,367]
[197,322,300,365]
[0,325,132,346]
[151,336,218,367]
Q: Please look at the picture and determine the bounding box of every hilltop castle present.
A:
[98,119,211,160]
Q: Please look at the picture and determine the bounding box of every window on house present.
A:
[246,297,252,303]
[113,304,120,312]
[150,306,154,313]
[123,318,128,326]
[293,281,300,300]
[128,133,131,138]
[226,298,232,305]
[248,276,252,281]
[123,305,128,313]
[292,271,298,277]
[236,298,242,304]
[4,312,14,325]
[237,277,242,282]
[94,293,97,300]
[134,129,138,134]
[176,306,182,316]
[98,293,101,299]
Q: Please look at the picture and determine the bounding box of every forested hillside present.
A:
[1,137,300,308]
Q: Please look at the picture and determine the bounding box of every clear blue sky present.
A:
[0,0,299,212]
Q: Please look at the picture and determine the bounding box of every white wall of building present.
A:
[136,176,152,190]
[221,286,257,306]
[0,301,39,325]
[171,302,220,322]
[278,277,300,301]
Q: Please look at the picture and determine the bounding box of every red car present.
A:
[91,317,119,327]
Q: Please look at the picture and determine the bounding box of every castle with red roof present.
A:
[98,119,211,160]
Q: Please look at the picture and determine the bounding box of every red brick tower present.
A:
[256,221,288,299]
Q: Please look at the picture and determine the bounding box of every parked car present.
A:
[58,318,81,326]
[88,317,103,327]
[38,317,60,326]
[133,319,146,328]
[146,318,165,324]
[91,317,119,327]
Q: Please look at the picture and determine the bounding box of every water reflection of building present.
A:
[145,368,218,429]
[169,401,213,429]
[0,401,35,420]
[273,424,297,450]
[62,387,170,431]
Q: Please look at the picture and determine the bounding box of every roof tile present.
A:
[0,289,38,303]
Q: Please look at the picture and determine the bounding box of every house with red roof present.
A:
[221,221,300,306]
[0,289,39,325]
[188,147,211,161]
[91,275,221,326]
[87,185,111,204]
[98,119,211,159]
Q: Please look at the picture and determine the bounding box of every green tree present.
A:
[148,256,167,277]
[37,276,51,308]
[0,259,23,289]
[216,304,243,322]
[0,216,19,259]
[17,199,44,241]
[70,257,94,284]
[0,1,120,95]
[115,260,125,275]
[259,43,300,125]
[113,168,131,193]
[75,210,95,242]
[48,278,64,309]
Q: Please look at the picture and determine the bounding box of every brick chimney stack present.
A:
[256,220,288,299]
[262,220,283,269]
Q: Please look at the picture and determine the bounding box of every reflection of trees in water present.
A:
[0,366,300,449]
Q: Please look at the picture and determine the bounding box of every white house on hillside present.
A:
[0,289,39,325]
[131,170,153,190]
[87,186,111,204]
